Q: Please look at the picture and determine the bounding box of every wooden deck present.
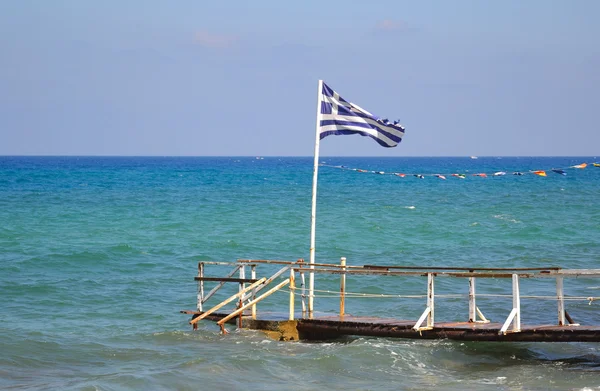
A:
[181,310,600,342]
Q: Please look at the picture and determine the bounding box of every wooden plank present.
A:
[185,311,600,342]
[295,319,600,342]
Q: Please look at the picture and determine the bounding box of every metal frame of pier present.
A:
[181,259,600,342]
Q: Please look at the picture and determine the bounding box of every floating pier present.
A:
[181,259,600,342]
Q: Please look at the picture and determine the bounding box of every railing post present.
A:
[298,259,306,315]
[197,262,204,312]
[469,276,475,322]
[512,273,520,332]
[412,272,435,331]
[501,273,521,334]
[238,265,245,328]
[427,272,435,328]
[289,268,295,320]
[340,257,346,318]
[557,276,565,326]
[251,264,257,319]
[309,260,314,319]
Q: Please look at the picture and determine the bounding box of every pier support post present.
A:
[340,257,346,318]
[251,265,257,319]
[469,276,475,322]
[556,277,565,326]
[468,277,489,323]
[499,273,521,334]
[299,259,306,315]
[427,272,434,328]
[512,273,521,332]
[556,276,565,326]
[413,273,435,330]
[238,266,245,328]
[289,269,295,320]
[197,262,205,312]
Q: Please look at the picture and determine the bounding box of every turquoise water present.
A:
[1,156,600,390]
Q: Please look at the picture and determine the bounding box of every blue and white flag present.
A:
[319,82,405,148]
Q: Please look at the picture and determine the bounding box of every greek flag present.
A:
[319,82,405,148]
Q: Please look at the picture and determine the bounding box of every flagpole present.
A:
[309,79,323,316]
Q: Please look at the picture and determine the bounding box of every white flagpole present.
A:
[309,79,323,316]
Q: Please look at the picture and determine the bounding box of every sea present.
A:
[1,156,600,391]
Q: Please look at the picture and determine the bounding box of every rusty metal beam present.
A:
[364,265,560,272]
[194,277,259,283]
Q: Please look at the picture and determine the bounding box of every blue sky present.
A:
[1,0,598,156]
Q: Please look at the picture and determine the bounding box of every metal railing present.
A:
[190,258,600,335]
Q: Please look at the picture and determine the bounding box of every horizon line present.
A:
[0,155,598,159]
